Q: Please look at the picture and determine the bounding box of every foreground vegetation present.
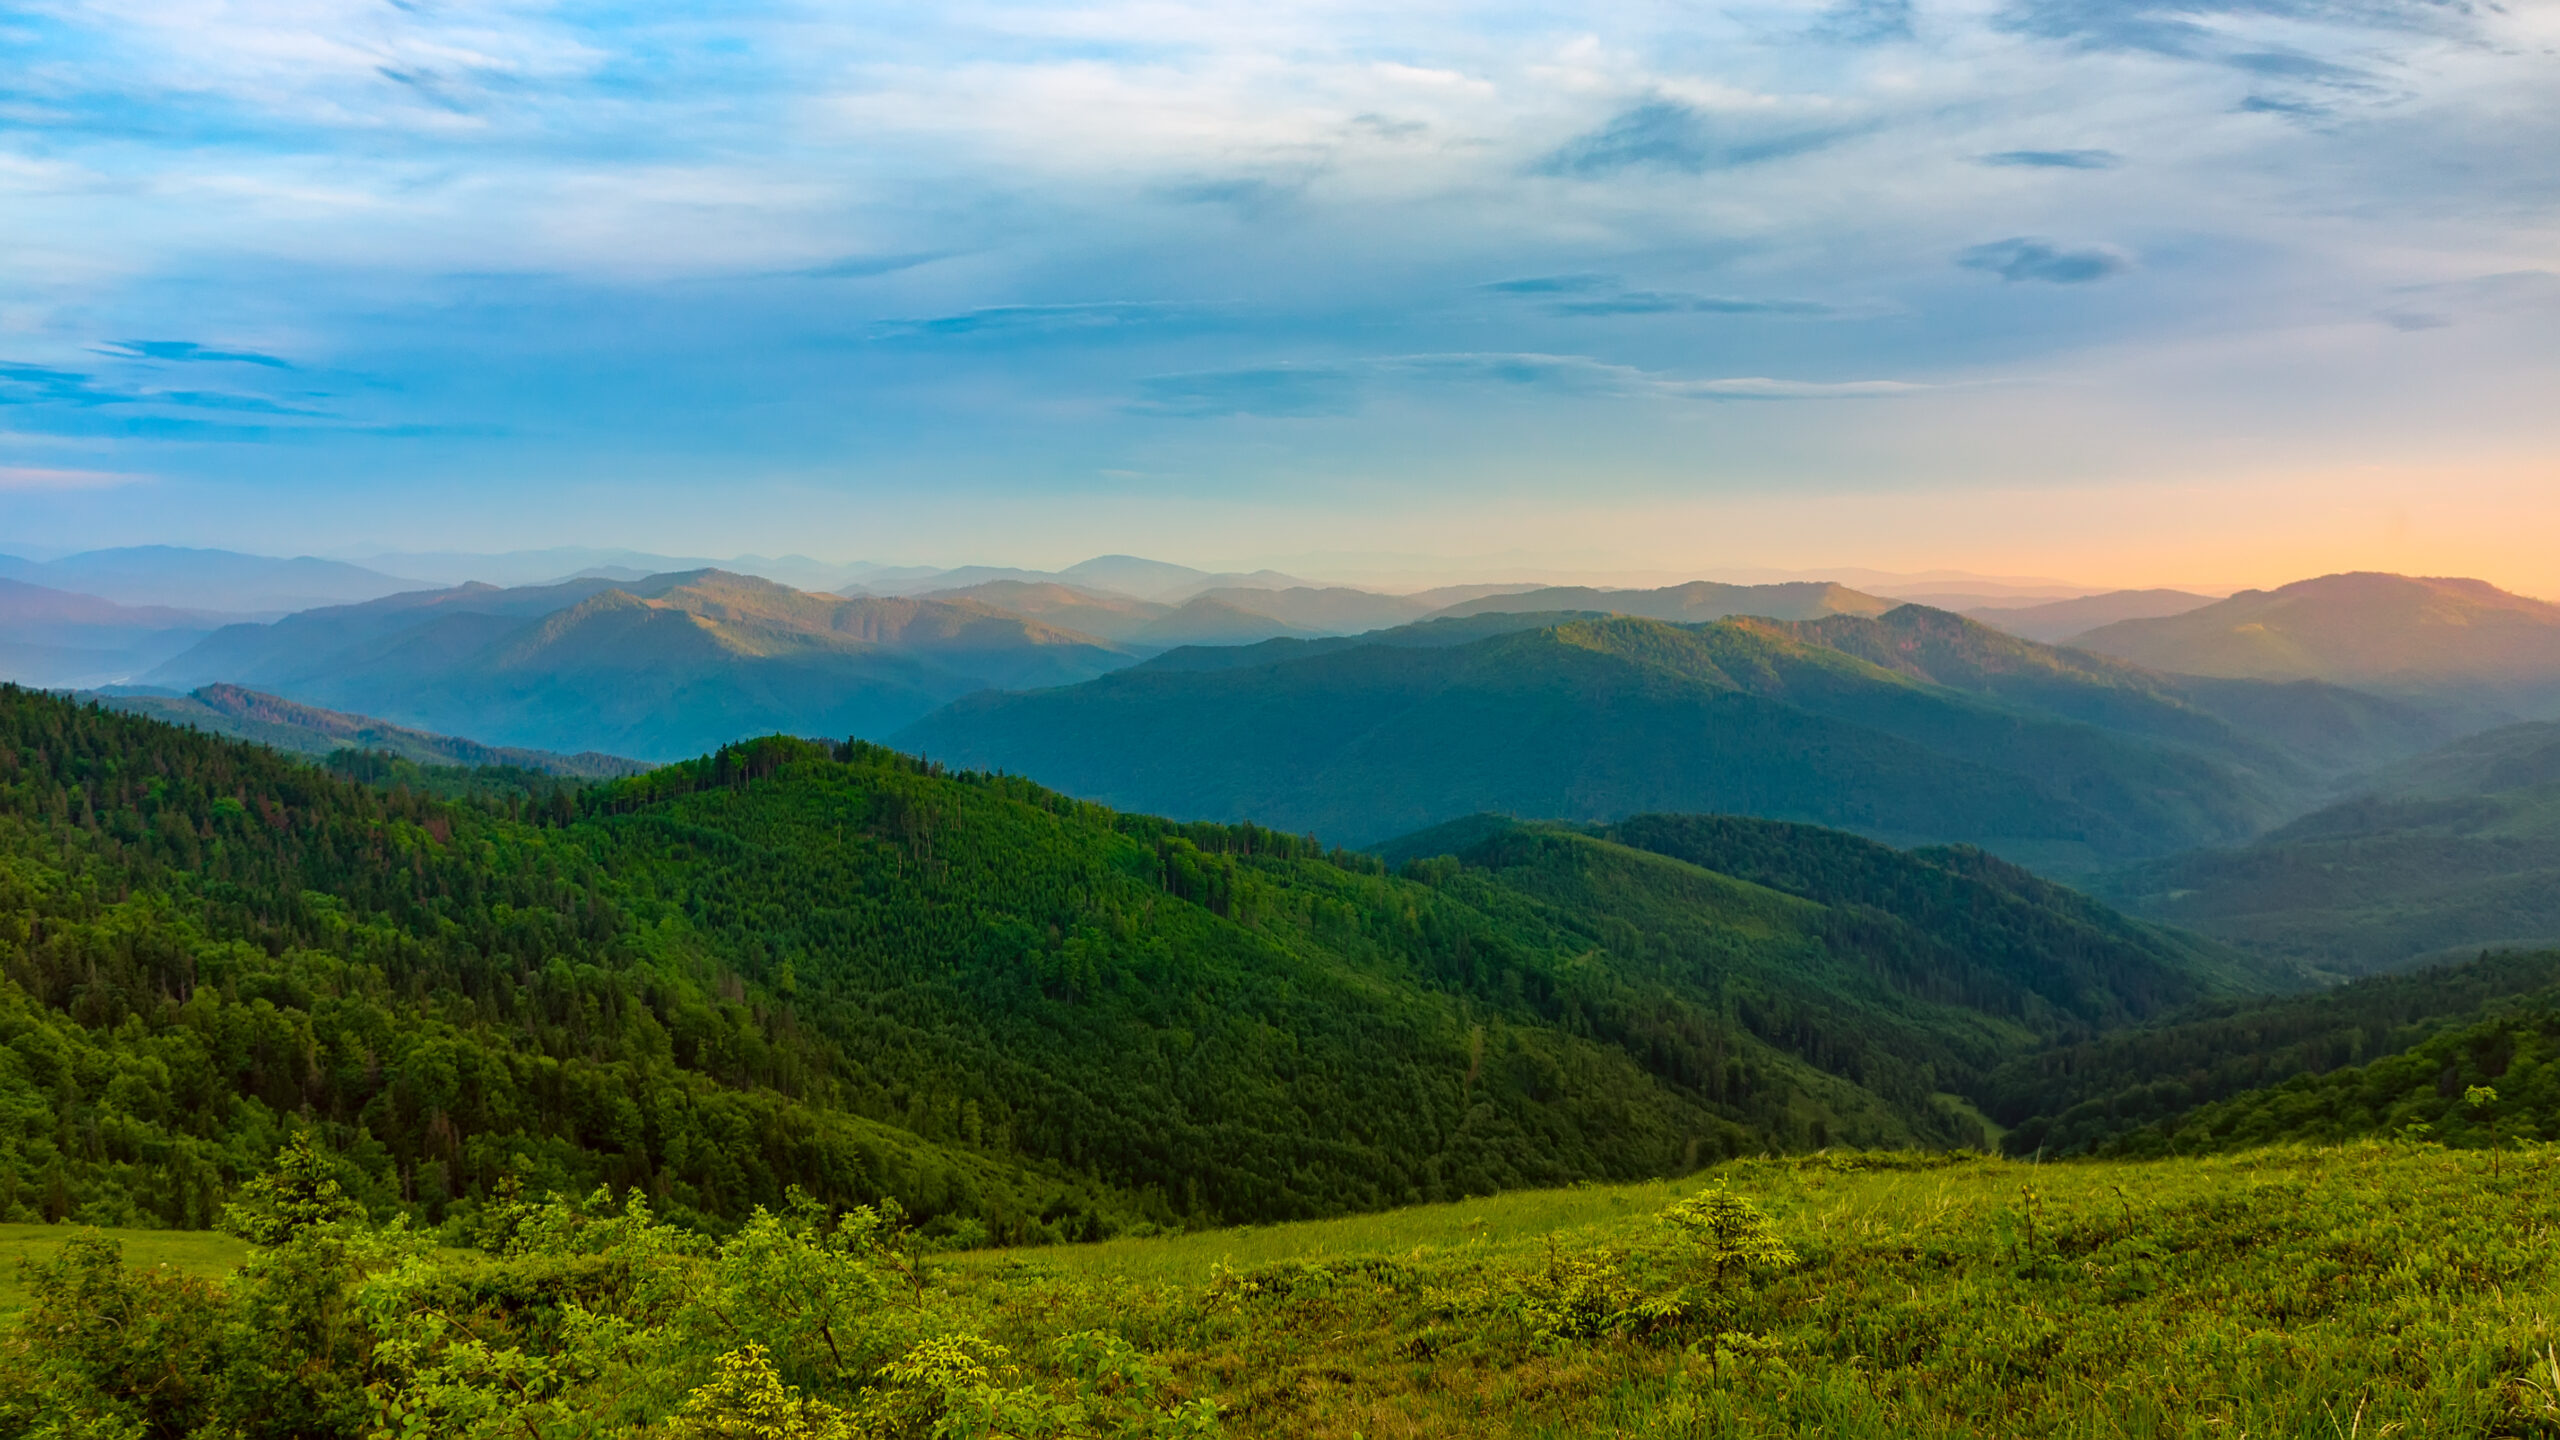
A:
[10,1141,2559,1438]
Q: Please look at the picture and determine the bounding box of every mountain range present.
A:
[93,683,647,777]
[900,606,2446,867]
[140,570,1134,761]
[0,545,427,614]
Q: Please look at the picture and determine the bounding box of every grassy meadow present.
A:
[943,1144,2560,1437]
[0,1223,247,1316]
[11,1145,2559,1436]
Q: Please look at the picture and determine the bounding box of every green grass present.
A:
[943,1145,2560,1437]
[0,1224,247,1316]
[950,1175,1708,1289]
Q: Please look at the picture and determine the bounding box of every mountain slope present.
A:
[0,684,2254,1234]
[2071,572,2560,699]
[145,570,1137,760]
[2101,720,2560,975]
[93,683,647,777]
[901,609,2443,865]
[1988,948,2560,1156]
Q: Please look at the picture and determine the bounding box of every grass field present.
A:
[0,1224,249,1316]
[12,1148,2560,1435]
[947,1145,2560,1437]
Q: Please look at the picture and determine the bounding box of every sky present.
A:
[2,0,2557,591]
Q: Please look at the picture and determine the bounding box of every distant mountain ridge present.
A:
[899,606,2444,867]
[0,545,428,614]
[1965,588,2218,644]
[143,569,1135,761]
[2071,572,2560,697]
[95,683,647,777]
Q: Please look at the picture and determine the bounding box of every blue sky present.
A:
[2,0,2556,588]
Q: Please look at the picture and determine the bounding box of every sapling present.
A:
[1657,1184,1797,1286]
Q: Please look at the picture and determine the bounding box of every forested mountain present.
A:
[2072,572,2560,702]
[143,570,1134,760]
[1983,947,2560,1158]
[900,607,2446,865]
[0,684,2262,1237]
[92,683,647,777]
[1988,947,2560,1154]
[2101,720,2560,975]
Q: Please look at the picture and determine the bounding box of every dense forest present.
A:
[0,684,2271,1240]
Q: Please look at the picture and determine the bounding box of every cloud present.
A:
[1981,149,2122,169]
[1551,292,1843,317]
[102,340,294,368]
[0,465,147,491]
[1538,100,1856,178]
[794,253,947,280]
[1998,0,2474,56]
[1130,365,1360,418]
[875,302,1189,339]
[1814,0,1917,45]
[2238,94,2333,120]
[1481,275,1615,295]
[1958,237,2132,283]
[1132,353,1930,417]
[1485,277,1847,317]
[1154,177,1307,214]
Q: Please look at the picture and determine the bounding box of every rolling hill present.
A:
[2070,572,2560,703]
[2100,719,2560,975]
[93,683,647,777]
[143,569,1135,760]
[899,607,2446,867]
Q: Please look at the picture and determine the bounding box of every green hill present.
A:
[900,607,2444,867]
[2102,720,2560,974]
[0,684,2260,1238]
[2042,957,2560,1158]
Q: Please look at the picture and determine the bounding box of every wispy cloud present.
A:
[874,302,1192,339]
[0,465,149,491]
[1538,100,1859,178]
[101,340,294,368]
[1133,353,1930,417]
[1958,237,2132,284]
[1981,149,2121,169]
[1131,365,1360,418]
